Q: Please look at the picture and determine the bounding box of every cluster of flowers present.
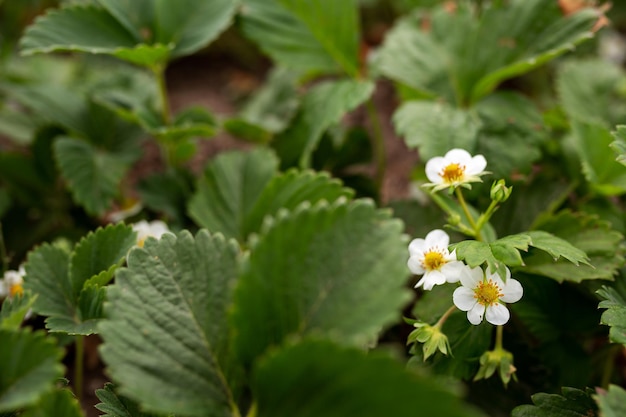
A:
[409,149,523,326]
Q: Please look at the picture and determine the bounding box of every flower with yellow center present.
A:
[424,149,488,191]
[0,266,25,299]
[453,266,523,325]
[131,220,172,248]
[408,229,467,291]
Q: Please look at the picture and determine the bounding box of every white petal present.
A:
[501,278,523,303]
[440,261,466,283]
[466,154,487,175]
[407,256,425,275]
[459,266,483,288]
[467,303,485,325]
[422,270,446,290]
[445,149,473,165]
[408,238,426,255]
[485,303,510,325]
[424,229,450,248]
[414,276,426,289]
[453,287,477,311]
[425,157,447,183]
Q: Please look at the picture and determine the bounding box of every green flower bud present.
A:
[408,322,452,361]
[474,348,517,386]
[490,179,512,203]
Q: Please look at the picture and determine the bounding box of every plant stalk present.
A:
[366,98,386,196]
[74,335,84,403]
[435,305,458,329]
[455,188,479,235]
[153,64,171,126]
[494,325,504,352]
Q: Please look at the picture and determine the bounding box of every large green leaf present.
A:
[611,125,626,167]
[253,340,486,417]
[20,1,237,65]
[393,100,481,161]
[99,230,241,417]
[273,78,374,168]
[597,286,626,346]
[188,148,279,242]
[21,388,84,417]
[595,385,626,417]
[233,199,411,365]
[512,387,598,417]
[375,0,600,105]
[95,383,161,417]
[0,330,64,412]
[24,224,135,334]
[53,137,135,216]
[524,211,623,282]
[239,0,361,77]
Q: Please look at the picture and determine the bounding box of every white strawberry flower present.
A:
[453,266,523,325]
[425,148,488,191]
[0,265,25,299]
[407,229,467,290]
[131,220,172,247]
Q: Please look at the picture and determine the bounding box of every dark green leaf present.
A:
[95,383,161,417]
[512,387,598,417]
[233,199,411,365]
[611,125,626,167]
[188,148,279,241]
[597,286,626,346]
[54,137,134,216]
[0,330,64,412]
[254,339,486,417]
[99,231,240,417]
[21,387,84,417]
[240,0,361,76]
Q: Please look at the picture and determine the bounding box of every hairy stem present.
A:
[494,325,504,352]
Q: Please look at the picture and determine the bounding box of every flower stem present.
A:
[455,188,478,235]
[475,200,499,234]
[366,98,386,196]
[494,325,504,352]
[153,64,171,126]
[435,305,458,329]
[245,402,257,417]
[74,335,84,403]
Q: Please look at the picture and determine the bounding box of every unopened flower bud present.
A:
[490,179,512,203]
[474,348,517,386]
[407,322,451,360]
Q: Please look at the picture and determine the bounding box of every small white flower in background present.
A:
[453,266,523,326]
[131,220,172,247]
[424,148,488,191]
[0,265,25,299]
[408,229,467,290]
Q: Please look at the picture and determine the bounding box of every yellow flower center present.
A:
[137,237,146,248]
[440,163,466,183]
[474,279,504,306]
[9,283,23,297]
[422,250,445,271]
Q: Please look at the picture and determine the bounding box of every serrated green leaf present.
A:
[512,387,598,417]
[138,168,193,225]
[99,231,240,417]
[243,170,354,239]
[54,137,134,216]
[611,125,626,167]
[0,292,36,331]
[569,122,626,196]
[188,148,279,241]
[273,78,374,168]
[20,1,237,65]
[474,92,548,178]
[240,0,360,77]
[393,101,481,161]
[253,339,486,417]
[95,383,161,417]
[233,199,411,365]
[0,330,64,412]
[70,223,135,297]
[526,231,589,266]
[597,286,626,346]
[595,385,626,417]
[524,211,623,282]
[21,387,84,417]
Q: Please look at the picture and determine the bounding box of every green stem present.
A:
[435,305,458,329]
[455,188,478,234]
[600,345,621,388]
[366,98,386,196]
[475,200,499,234]
[153,64,171,126]
[74,335,84,403]
[245,402,257,417]
[494,325,504,352]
